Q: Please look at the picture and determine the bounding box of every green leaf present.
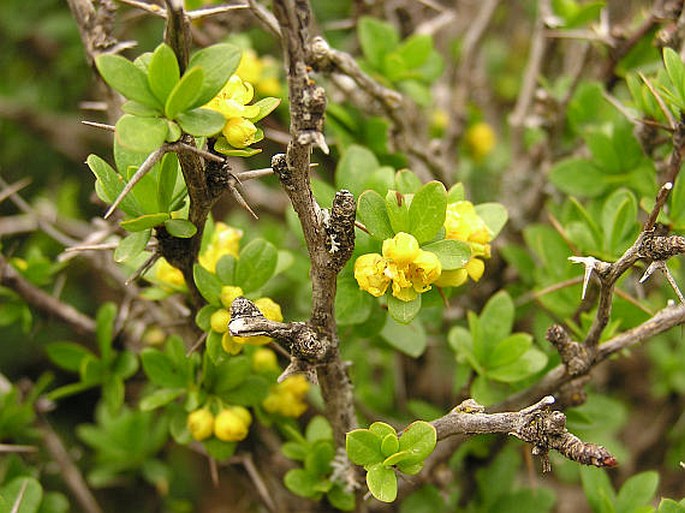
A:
[366,464,398,503]
[213,140,262,157]
[658,499,685,513]
[157,152,182,213]
[359,17,400,70]
[45,342,94,372]
[357,190,394,240]
[398,421,436,463]
[549,158,608,198]
[248,97,281,122]
[386,190,410,234]
[327,483,356,512]
[408,181,447,243]
[188,43,242,107]
[395,170,422,194]
[663,47,685,109]
[396,35,432,69]
[380,432,400,457]
[96,54,160,108]
[383,450,414,467]
[114,230,151,263]
[203,438,237,460]
[122,100,161,117]
[164,219,197,238]
[102,375,125,412]
[141,349,186,388]
[306,416,334,443]
[421,239,470,270]
[476,291,514,361]
[176,108,226,137]
[475,203,508,238]
[346,429,384,466]
[601,189,638,255]
[120,212,170,232]
[380,315,426,357]
[616,471,659,513]
[369,422,397,439]
[486,333,533,369]
[1,477,43,513]
[193,264,222,305]
[96,303,116,363]
[234,239,278,293]
[112,351,139,380]
[336,274,373,325]
[87,154,141,217]
[336,144,381,198]
[305,441,334,476]
[387,294,421,324]
[486,347,547,383]
[581,467,616,513]
[284,469,324,499]
[115,114,168,154]
[147,43,180,104]
[164,66,204,119]
[216,255,236,284]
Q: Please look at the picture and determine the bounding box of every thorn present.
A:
[229,186,258,220]
[125,252,160,285]
[568,256,599,299]
[82,120,115,132]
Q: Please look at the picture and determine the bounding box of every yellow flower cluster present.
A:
[354,232,442,302]
[210,285,284,355]
[154,222,242,288]
[235,49,282,97]
[262,374,310,418]
[187,406,252,443]
[204,75,262,149]
[198,222,243,273]
[436,201,492,287]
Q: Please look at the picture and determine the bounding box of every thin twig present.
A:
[0,178,32,205]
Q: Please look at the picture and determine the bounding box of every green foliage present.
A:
[581,467,660,513]
[346,421,436,503]
[45,303,138,412]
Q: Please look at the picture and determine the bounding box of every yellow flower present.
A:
[263,375,309,418]
[199,223,242,273]
[382,232,420,266]
[354,253,390,297]
[465,121,496,160]
[155,258,186,289]
[410,250,442,292]
[220,285,244,310]
[434,268,468,288]
[443,201,492,285]
[187,409,214,441]
[252,348,279,373]
[204,75,260,120]
[210,309,230,334]
[214,406,252,442]
[223,117,258,148]
[236,49,282,97]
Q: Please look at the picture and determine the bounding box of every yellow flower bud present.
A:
[223,117,258,148]
[187,409,214,441]
[252,348,279,373]
[354,253,390,297]
[263,375,309,418]
[382,232,421,266]
[465,121,496,160]
[210,309,230,333]
[199,223,243,272]
[280,374,310,395]
[221,332,243,355]
[155,258,186,288]
[214,406,252,442]
[220,285,244,309]
[434,268,468,288]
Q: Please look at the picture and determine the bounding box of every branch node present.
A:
[546,325,592,376]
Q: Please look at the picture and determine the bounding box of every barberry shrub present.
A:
[2,1,685,513]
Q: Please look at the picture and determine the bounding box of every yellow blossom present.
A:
[223,117,258,148]
[155,258,186,289]
[214,406,252,442]
[382,232,420,266]
[210,309,230,334]
[443,201,492,284]
[236,49,282,97]
[435,268,468,288]
[220,285,244,309]
[187,409,214,441]
[199,223,242,273]
[252,348,279,373]
[409,250,442,292]
[465,122,496,160]
[354,253,390,297]
[263,375,309,418]
[204,75,260,120]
